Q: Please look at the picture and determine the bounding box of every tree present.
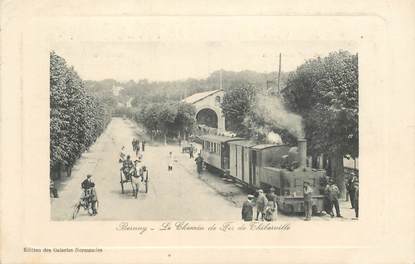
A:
[50,51,112,179]
[174,102,196,139]
[158,102,178,144]
[221,83,257,136]
[282,50,358,195]
[133,101,195,143]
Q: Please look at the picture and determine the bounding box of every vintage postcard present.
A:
[1,0,414,263]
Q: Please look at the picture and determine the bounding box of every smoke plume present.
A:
[253,93,305,139]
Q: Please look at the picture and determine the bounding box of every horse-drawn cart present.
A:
[120,166,149,196]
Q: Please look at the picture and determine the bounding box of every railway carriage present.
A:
[228,140,257,185]
[200,135,328,214]
[199,135,242,172]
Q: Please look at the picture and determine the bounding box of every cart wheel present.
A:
[120,172,124,194]
[72,202,81,220]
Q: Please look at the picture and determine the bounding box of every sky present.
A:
[53,41,357,82]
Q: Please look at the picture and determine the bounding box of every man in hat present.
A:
[122,155,134,180]
[266,188,278,216]
[346,173,358,209]
[81,174,94,190]
[256,189,268,221]
[242,194,255,221]
[80,174,98,215]
[325,178,342,218]
[303,181,313,221]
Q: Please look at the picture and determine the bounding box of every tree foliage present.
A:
[283,50,358,158]
[221,84,257,135]
[83,70,288,107]
[134,101,196,139]
[50,52,112,178]
[282,50,358,193]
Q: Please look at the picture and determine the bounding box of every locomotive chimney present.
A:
[297,138,307,167]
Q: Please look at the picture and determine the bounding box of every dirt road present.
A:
[51,118,240,221]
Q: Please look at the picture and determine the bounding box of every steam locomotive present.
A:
[199,135,326,214]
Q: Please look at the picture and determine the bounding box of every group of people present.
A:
[241,176,359,222]
[241,188,278,222]
[322,176,358,219]
[120,141,148,197]
[132,138,145,161]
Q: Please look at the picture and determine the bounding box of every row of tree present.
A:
[135,101,196,142]
[221,50,358,194]
[113,101,196,143]
[50,52,113,179]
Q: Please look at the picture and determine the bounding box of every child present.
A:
[264,200,275,221]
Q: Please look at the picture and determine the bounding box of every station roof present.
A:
[182,90,222,104]
[198,134,243,143]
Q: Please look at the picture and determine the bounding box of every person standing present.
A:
[168,151,174,176]
[50,179,58,198]
[119,146,126,163]
[325,179,342,218]
[242,195,255,221]
[346,173,358,209]
[136,140,141,156]
[353,180,359,219]
[189,145,194,159]
[303,181,313,221]
[195,153,204,175]
[255,189,268,221]
[265,187,278,221]
[142,141,146,152]
[131,160,142,198]
[132,139,136,152]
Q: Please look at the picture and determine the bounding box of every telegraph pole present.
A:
[277,53,282,94]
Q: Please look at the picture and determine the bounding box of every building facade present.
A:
[182,90,226,132]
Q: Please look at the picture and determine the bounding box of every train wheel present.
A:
[312,205,318,215]
[285,204,294,215]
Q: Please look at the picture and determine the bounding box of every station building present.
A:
[182,89,226,133]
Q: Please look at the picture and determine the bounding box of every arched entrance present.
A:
[196,108,218,128]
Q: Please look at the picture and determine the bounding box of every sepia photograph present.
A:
[49,42,359,222]
[2,0,415,263]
